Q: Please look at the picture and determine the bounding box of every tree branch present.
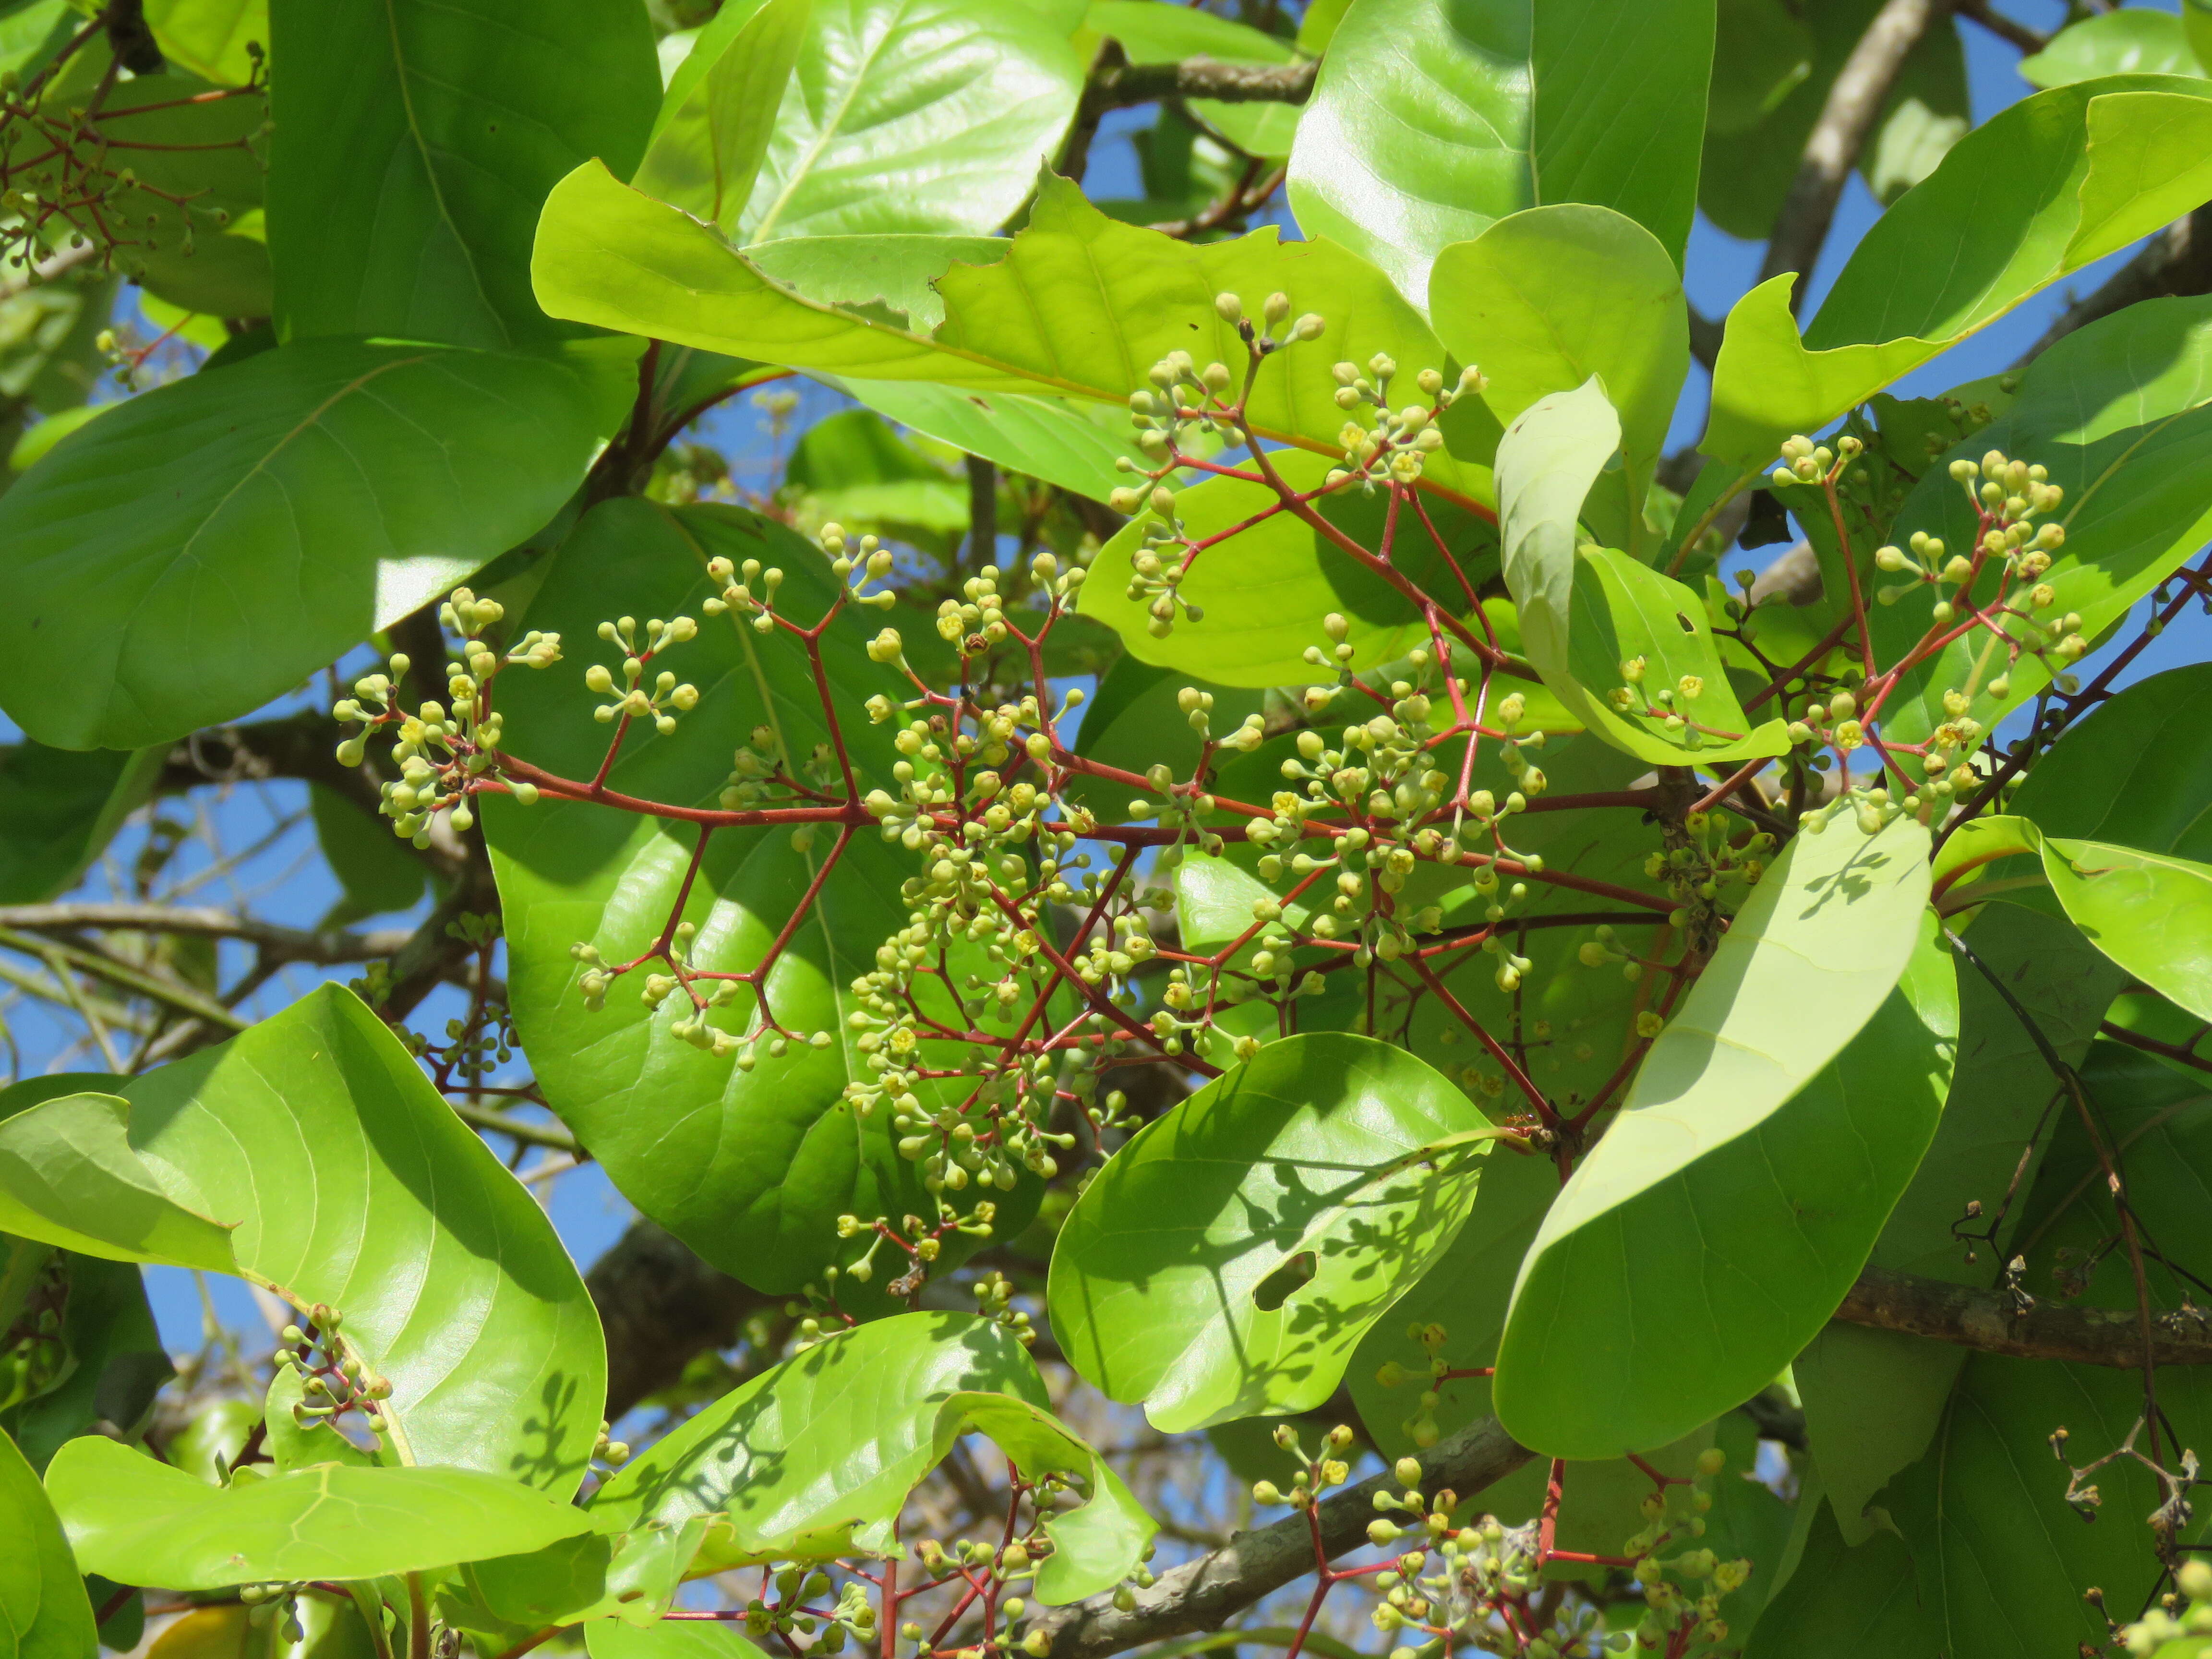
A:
[1832,1264,2212,1368]
[1952,0,2045,54]
[587,1219,777,1420]
[1084,55,1317,112]
[2016,204,2212,368]
[1760,0,1955,300]
[0,902,409,962]
[1027,1415,1532,1659]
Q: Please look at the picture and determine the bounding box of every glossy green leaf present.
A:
[0,744,160,905]
[1700,0,1967,239]
[821,378,1131,500]
[737,0,1082,242]
[47,1437,593,1593]
[745,237,1006,333]
[1048,1032,1496,1432]
[1076,448,1499,684]
[12,72,268,317]
[2024,9,2200,87]
[2011,662,2212,859]
[457,1519,714,1635]
[1872,296,2212,745]
[1084,1,1300,158]
[0,985,605,1491]
[635,0,813,232]
[4,1252,170,1473]
[1495,817,1945,1458]
[1428,206,1689,536]
[532,167,1480,494]
[310,786,428,926]
[265,0,661,345]
[1286,0,1711,309]
[144,0,264,84]
[0,1424,95,1659]
[589,1621,763,1659]
[0,337,637,751]
[485,499,965,1290]
[1940,816,2212,1022]
[590,1312,1149,1600]
[1495,380,1788,766]
[1791,905,2121,1543]
[1703,79,2212,468]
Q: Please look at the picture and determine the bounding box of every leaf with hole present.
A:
[1047,1032,1497,1432]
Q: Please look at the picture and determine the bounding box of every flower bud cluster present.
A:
[585,613,700,733]
[1322,359,1481,493]
[335,587,561,843]
[273,1303,393,1437]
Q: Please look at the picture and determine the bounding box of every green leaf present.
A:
[0,337,638,751]
[1699,0,1967,239]
[2011,662,2212,860]
[745,237,1007,333]
[1494,818,1946,1459]
[1084,1,1301,158]
[0,1425,95,1659]
[1939,816,2212,1023]
[2023,9,2200,87]
[635,0,813,232]
[457,1519,715,1634]
[4,1252,170,1472]
[1741,1499,1939,1659]
[1791,905,2121,1544]
[1047,1031,1496,1432]
[1871,296,2212,745]
[1704,0,1811,136]
[0,744,161,904]
[265,0,661,345]
[310,786,428,926]
[589,1620,763,1659]
[1702,79,2212,469]
[1494,381,1789,766]
[532,166,1480,496]
[0,985,605,1491]
[11,72,268,317]
[589,1312,1150,1600]
[46,1437,594,1593]
[1076,448,1499,685]
[1285,0,1711,308]
[143,0,265,84]
[484,499,973,1291]
[820,378,1132,501]
[737,0,1083,242]
[1428,206,1689,538]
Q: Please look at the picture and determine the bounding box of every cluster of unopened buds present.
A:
[272,1304,392,1436]
[1324,358,1485,493]
[584,613,698,731]
[332,588,561,840]
[2119,1557,2212,1655]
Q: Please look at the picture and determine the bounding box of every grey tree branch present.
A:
[0,902,409,962]
[588,1219,777,1420]
[1760,0,1955,301]
[1027,1415,1532,1659]
[2016,204,2212,368]
[1832,1264,2212,1367]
